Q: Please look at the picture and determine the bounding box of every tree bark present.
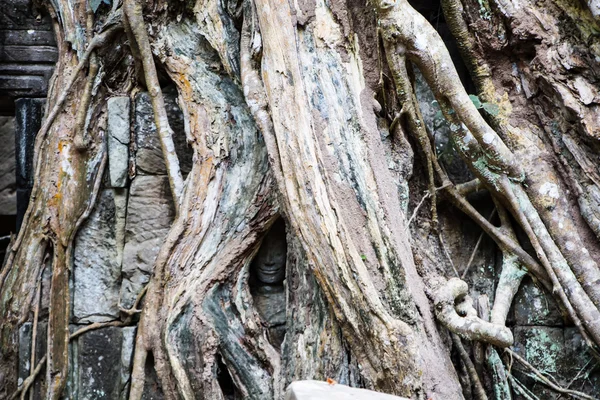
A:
[1,0,599,398]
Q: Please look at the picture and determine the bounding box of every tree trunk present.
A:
[1,0,599,398]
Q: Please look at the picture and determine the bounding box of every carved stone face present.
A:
[252,220,287,284]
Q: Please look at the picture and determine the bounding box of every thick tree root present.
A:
[452,334,488,400]
[123,0,184,211]
[73,5,100,151]
[435,278,513,347]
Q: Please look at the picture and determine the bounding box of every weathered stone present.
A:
[78,326,122,400]
[285,381,409,400]
[18,322,32,386]
[73,190,121,323]
[133,89,193,176]
[513,327,564,375]
[253,286,286,326]
[513,278,562,326]
[120,175,175,308]
[0,2,56,98]
[16,188,31,233]
[120,326,137,400]
[0,116,16,215]
[15,98,44,188]
[107,97,130,188]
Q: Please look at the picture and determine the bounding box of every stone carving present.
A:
[251,219,287,348]
[0,117,15,215]
[252,219,287,285]
[119,175,175,309]
[73,190,122,323]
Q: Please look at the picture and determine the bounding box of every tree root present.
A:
[508,374,537,400]
[434,278,513,347]
[461,207,496,279]
[9,320,129,400]
[123,0,184,211]
[506,349,599,400]
[74,5,100,151]
[35,24,121,154]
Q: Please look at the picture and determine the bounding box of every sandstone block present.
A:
[77,326,123,400]
[120,175,175,308]
[0,117,16,215]
[107,97,130,188]
[73,190,121,323]
[133,90,193,176]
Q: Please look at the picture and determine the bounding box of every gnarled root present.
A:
[434,278,513,347]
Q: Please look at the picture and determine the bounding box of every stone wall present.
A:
[14,91,191,400]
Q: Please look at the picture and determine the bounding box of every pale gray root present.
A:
[123,0,184,210]
[506,182,600,348]
[375,0,523,180]
[507,375,538,400]
[452,334,488,400]
[6,22,121,268]
[26,274,43,400]
[490,200,527,326]
[442,0,600,341]
[377,0,600,352]
[384,47,437,229]
[446,122,599,352]
[74,6,99,151]
[434,278,513,347]
[473,295,489,381]
[455,179,486,197]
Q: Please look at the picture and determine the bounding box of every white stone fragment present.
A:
[285,381,409,400]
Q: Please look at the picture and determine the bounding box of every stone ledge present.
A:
[285,381,409,400]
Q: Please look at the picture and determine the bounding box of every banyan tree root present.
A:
[123,0,184,210]
[11,320,128,400]
[375,0,600,354]
[452,334,488,400]
[434,278,513,347]
[73,4,100,151]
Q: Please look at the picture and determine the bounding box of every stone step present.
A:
[285,381,409,400]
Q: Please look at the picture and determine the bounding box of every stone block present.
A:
[512,278,562,326]
[15,98,44,188]
[285,381,408,400]
[18,322,32,386]
[133,90,193,176]
[19,320,48,398]
[16,188,31,233]
[107,97,131,188]
[120,326,137,400]
[73,190,122,323]
[0,116,16,215]
[77,326,123,400]
[513,326,564,376]
[120,175,175,308]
